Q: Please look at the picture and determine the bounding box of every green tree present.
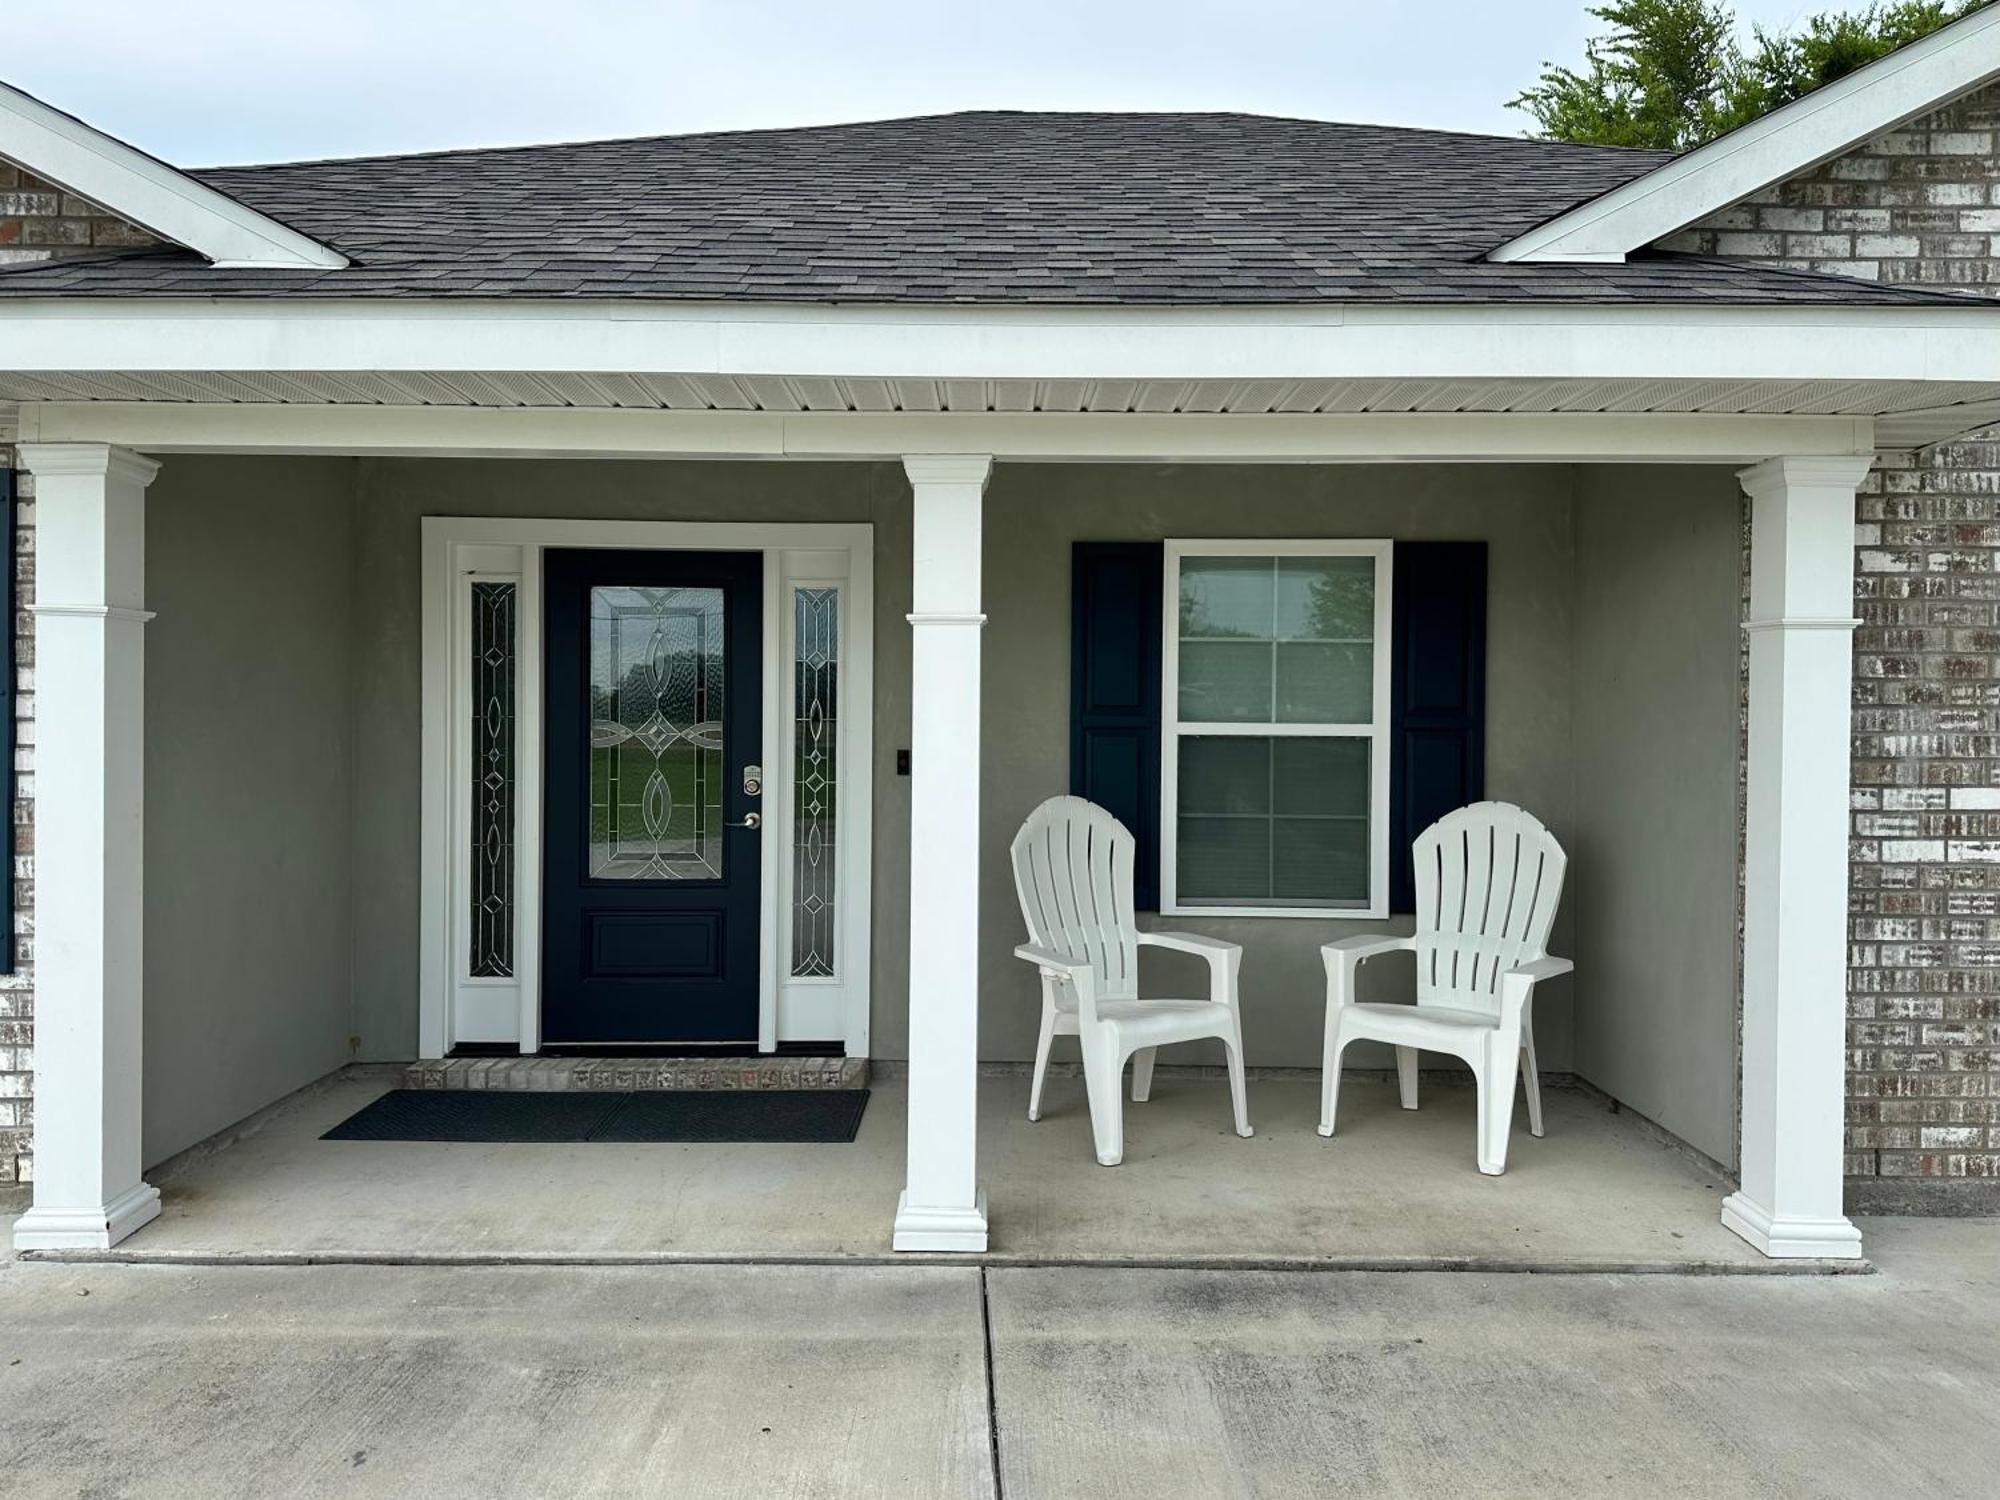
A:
[1511,0,1986,150]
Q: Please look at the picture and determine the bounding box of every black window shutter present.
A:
[1070,542,1164,909]
[1389,541,1487,913]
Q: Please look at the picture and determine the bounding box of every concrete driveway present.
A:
[2,1219,1996,1498]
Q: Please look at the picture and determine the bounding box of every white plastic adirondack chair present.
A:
[1320,801,1572,1175]
[1011,796,1253,1166]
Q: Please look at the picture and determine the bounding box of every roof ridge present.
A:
[189,108,1678,177]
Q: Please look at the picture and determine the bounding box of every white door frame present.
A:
[420,516,874,1058]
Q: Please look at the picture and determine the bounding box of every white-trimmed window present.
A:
[1160,540,1392,919]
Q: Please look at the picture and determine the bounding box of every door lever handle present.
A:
[726,812,762,830]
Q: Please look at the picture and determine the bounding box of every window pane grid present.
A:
[1167,545,1386,913]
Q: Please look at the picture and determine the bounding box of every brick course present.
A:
[0,444,28,1198]
[0,156,160,267]
[1665,79,2000,1206]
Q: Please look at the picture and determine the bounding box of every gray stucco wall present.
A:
[136,455,1742,1146]
[142,457,359,1164]
[1569,466,1742,1166]
[977,462,1580,1071]
[341,459,1579,1069]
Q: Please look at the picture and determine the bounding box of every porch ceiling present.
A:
[1,371,1993,449]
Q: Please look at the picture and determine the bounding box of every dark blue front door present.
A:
[541,548,763,1045]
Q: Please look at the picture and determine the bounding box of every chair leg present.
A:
[1222,1021,1253,1139]
[1130,1046,1157,1103]
[1079,1029,1126,1166]
[1521,1030,1544,1140]
[1395,1046,1419,1110]
[1477,1035,1522,1176]
[1318,1030,1348,1138]
[1027,994,1058,1123]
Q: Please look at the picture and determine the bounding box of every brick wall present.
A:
[0,156,160,266]
[1664,79,2000,1208]
[0,156,152,1198]
[0,446,29,1200]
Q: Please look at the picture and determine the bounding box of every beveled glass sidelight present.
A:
[588,585,726,881]
[791,587,839,977]
[469,581,517,977]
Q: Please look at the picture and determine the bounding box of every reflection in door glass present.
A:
[588,585,725,880]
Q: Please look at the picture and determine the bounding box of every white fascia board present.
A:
[1490,3,2000,263]
[12,402,1877,463]
[0,80,346,269]
[0,297,1995,384]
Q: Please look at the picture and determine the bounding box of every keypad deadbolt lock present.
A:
[743,764,763,798]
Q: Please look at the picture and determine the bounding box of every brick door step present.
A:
[402,1056,867,1092]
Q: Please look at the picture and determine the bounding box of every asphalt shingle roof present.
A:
[0,111,1980,305]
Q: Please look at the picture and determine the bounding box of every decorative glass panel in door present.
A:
[588,585,726,881]
[543,550,763,1046]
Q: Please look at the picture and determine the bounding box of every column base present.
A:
[13,1181,161,1252]
[1721,1191,1864,1261]
[892,1188,989,1252]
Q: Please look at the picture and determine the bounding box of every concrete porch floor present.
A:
[54,1066,1785,1270]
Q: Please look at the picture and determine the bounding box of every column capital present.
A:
[16,442,161,489]
[901,454,993,489]
[1735,454,1874,499]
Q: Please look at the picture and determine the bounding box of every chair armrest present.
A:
[1137,930,1241,958]
[1014,944,1092,978]
[1134,930,1242,1008]
[1321,934,1415,963]
[1321,934,1413,1009]
[1506,955,1574,985]
[1015,943,1101,1020]
[1498,955,1573,1027]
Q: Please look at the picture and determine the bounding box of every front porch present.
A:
[92,1065,1771,1270]
[2,407,1879,1266]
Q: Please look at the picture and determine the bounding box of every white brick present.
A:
[1883,839,1948,862]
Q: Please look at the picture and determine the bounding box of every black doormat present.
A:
[322,1088,870,1144]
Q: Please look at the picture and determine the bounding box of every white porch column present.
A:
[12,443,160,1252]
[1724,454,1873,1261]
[893,454,992,1252]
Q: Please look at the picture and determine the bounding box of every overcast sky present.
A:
[22,1,1820,167]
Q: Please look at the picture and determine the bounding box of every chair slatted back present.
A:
[1010,796,1140,1003]
[1412,801,1566,1014]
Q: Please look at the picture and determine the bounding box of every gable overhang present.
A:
[0,296,1995,452]
[1489,3,2000,265]
[0,80,347,270]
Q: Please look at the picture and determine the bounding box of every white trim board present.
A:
[0,298,1996,386]
[419,517,875,1059]
[1159,539,1394,921]
[1491,4,2000,263]
[0,80,347,269]
[16,403,1881,463]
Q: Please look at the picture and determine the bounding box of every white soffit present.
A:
[1489,3,2000,264]
[0,370,1989,428]
[0,79,346,269]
